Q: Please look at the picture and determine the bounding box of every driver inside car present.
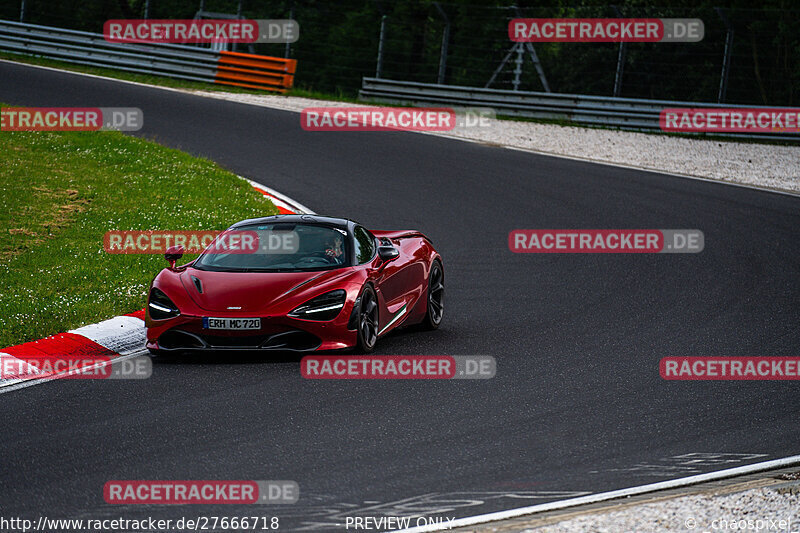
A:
[324,233,345,263]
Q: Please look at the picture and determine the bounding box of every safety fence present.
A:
[0,19,296,92]
[359,77,798,141]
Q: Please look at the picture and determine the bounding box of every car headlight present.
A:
[289,289,346,321]
[148,288,180,320]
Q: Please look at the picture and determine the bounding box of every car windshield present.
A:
[194,223,350,272]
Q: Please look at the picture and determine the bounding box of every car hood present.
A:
[178,268,350,313]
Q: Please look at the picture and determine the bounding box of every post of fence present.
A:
[512,43,524,91]
[611,5,626,97]
[716,7,733,103]
[19,0,25,22]
[376,15,387,78]
[513,7,551,92]
[434,3,450,85]
[285,3,294,58]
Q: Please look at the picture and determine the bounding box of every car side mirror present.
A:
[165,245,184,270]
[378,245,399,262]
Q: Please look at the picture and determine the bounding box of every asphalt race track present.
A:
[2,61,799,530]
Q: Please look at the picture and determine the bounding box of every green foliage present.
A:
[10,0,800,103]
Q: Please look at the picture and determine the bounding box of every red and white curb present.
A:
[0,180,310,392]
[0,310,147,391]
[239,176,315,215]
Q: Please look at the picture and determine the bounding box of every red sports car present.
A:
[145,215,444,354]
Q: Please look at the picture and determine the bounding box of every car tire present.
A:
[422,260,444,330]
[356,285,379,353]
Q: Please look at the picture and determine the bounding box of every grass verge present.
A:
[0,125,278,347]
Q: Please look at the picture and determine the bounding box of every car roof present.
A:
[229,214,355,231]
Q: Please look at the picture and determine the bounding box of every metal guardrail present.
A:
[0,20,296,92]
[359,78,797,141]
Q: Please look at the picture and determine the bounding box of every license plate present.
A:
[203,317,261,330]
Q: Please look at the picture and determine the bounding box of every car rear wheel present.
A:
[357,285,379,353]
[423,260,444,329]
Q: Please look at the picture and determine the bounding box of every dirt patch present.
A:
[2,187,90,261]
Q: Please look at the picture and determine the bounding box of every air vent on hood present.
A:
[191,275,203,294]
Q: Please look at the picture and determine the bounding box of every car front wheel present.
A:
[422,260,444,330]
[356,285,379,352]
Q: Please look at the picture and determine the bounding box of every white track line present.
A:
[392,455,800,532]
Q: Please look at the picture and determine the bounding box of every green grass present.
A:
[0,126,278,347]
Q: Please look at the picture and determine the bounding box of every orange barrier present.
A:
[215,51,296,93]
